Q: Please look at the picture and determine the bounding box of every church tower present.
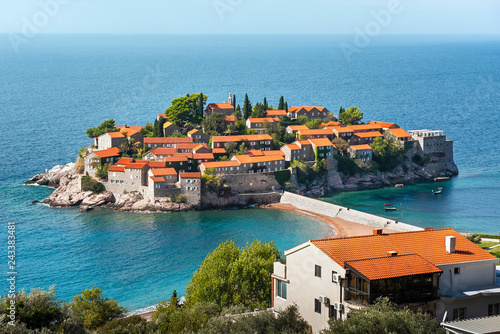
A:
[228,92,232,105]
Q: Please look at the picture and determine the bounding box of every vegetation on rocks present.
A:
[81,176,105,194]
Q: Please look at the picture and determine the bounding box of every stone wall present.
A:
[220,173,281,193]
[280,192,422,232]
[201,191,280,209]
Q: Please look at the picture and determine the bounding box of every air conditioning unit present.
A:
[319,295,326,303]
[323,297,330,305]
[334,303,344,311]
[332,274,340,283]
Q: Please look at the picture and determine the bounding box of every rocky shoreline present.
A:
[26,160,458,212]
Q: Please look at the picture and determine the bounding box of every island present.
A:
[27,93,458,212]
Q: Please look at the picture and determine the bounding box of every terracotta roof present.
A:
[350,144,372,151]
[145,137,193,144]
[285,144,301,150]
[201,160,240,168]
[297,140,312,146]
[349,124,384,132]
[298,129,332,136]
[388,128,411,138]
[265,110,287,116]
[108,166,125,172]
[232,154,285,164]
[289,106,327,113]
[225,115,236,122]
[106,132,125,138]
[287,125,309,131]
[150,176,166,183]
[321,122,340,127]
[164,156,189,162]
[163,122,178,129]
[353,131,383,138]
[212,134,272,143]
[177,143,203,150]
[248,150,284,157]
[124,162,148,169]
[187,129,199,135]
[175,152,194,159]
[311,228,496,270]
[151,168,177,176]
[212,148,227,154]
[180,172,201,178]
[117,126,142,134]
[247,117,279,123]
[93,147,121,158]
[148,148,176,156]
[157,114,167,119]
[193,144,205,151]
[147,161,166,168]
[209,103,234,110]
[116,157,134,165]
[369,121,397,128]
[308,138,334,147]
[193,153,215,160]
[346,254,442,281]
[332,126,354,133]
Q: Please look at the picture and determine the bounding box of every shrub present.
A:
[334,155,358,176]
[466,234,482,244]
[75,157,85,174]
[81,176,105,194]
[95,163,112,179]
[170,194,187,204]
[97,315,158,333]
[274,169,291,186]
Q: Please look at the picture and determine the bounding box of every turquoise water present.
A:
[1,34,499,309]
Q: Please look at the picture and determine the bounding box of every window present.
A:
[314,299,321,314]
[329,305,337,319]
[277,280,287,299]
[332,271,338,283]
[488,303,500,316]
[453,307,466,320]
[315,265,322,278]
[454,267,460,275]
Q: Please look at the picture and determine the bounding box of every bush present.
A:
[75,157,85,174]
[81,176,105,194]
[170,194,187,204]
[96,163,112,179]
[282,181,297,192]
[97,315,158,333]
[274,169,291,186]
[466,234,482,244]
[334,155,358,177]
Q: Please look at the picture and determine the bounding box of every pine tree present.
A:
[263,97,268,110]
[243,94,252,120]
[278,96,284,110]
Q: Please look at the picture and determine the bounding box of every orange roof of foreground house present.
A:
[332,126,354,133]
[193,153,215,160]
[151,168,177,176]
[232,154,285,164]
[346,254,442,281]
[289,106,327,113]
[158,114,167,119]
[212,134,272,143]
[164,155,189,162]
[388,128,411,138]
[93,147,121,158]
[350,144,372,151]
[124,162,149,169]
[248,150,285,157]
[212,148,226,154]
[107,132,125,138]
[298,129,333,136]
[147,161,166,168]
[116,157,134,165]
[150,176,166,183]
[201,160,240,168]
[349,124,384,132]
[209,103,234,110]
[175,152,194,159]
[177,143,206,150]
[225,115,236,122]
[284,143,301,151]
[308,138,334,147]
[353,131,383,138]
[145,137,193,144]
[369,121,398,128]
[311,228,496,270]
[298,140,312,146]
[108,166,125,172]
[266,110,287,117]
[287,125,309,131]
[180,172,201,178]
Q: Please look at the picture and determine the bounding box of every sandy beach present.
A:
[266,203,398,238]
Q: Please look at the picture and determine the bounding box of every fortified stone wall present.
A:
[280,192,423,232]
[220,173,281,193]
[201,192,280,209]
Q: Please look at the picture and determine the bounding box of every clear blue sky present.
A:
[1,0,499,34]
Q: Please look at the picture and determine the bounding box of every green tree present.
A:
[95,162,112,179]
[278,96,285,110]
[153,117,166,137]
[279,115,293,127]
[466,234,482,244]
[306,119,323,129]
[338,106,363,125]
[70,287,127,330]
[297,115,309,125]
[86,119,118,138]
[263,97,268,110]
[81,176,105,193]
[202,112,227,136]
[332,138,349,156]
[235,120,246,134]
[243,94,252,120]
[284,101,288,112]
[165,93,208,127]
[232,94,236,107]
[322,297,444,334]
[250,102,267,118]
[140,122,154,137]
[371,137,402,172]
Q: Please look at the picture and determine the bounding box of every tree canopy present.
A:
[338,106,363,125]
[243,94,252,120]
[322,297,444,334]
[250,102,267,118]
[86,119,118,138]
[371,137,403,171]
[202,112,228,136]
[185,240,284,310]
[165,93,208,127]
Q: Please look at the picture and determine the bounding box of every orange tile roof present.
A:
[349,124,384,132]
[177,143,202,150]
[124,162,149,169]
[353,131,383,138]
[369,121,397,128]
[107,132,125,138]
[209,103,234,110]
[175,152,194,159]
[298,140,312,146]
[151,168,177,176]
[290,106,327,113]
[311,228,496,269]
[148,148,177,156]
[147,161,166,168]
[232,154,285,164]
[225,115,236,122]
[285,144,301,150]
[308,138,334,147]
[350,144,372,151]
[212,148,226,154]
[298,129,333,136]
[150,176,166,183]
[180,172,201,178]
[93,147,121,158]
[187,129,199,135]
[164,156,188,162]
[266,110,287,116]
[212,134,272,142]
[145,137,193,144]
[163,122,178,129]
[157,114,167,119]
[346,254,442,281]
[287,125,309,131]
[201,160,240,168]
[108,166,125,172]
[193,144,205,151]
[116,157,134,165]
[388,128,411,138]
[321,121,340,127]
[117,126,143,134]
[194,153,215,160]
[332,126,354,133]
[247,117,279,123]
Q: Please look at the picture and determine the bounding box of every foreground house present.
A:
[272,228,499,333]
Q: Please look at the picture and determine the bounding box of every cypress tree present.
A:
[263,97,268,110]
[278,96,284,110]
[243,94,252,120]
[284,102,288,112]
[232,95,236,107]
[158,117,166,137]
[198,93,204,122]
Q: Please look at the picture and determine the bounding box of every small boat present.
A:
[384,203,392,206]
[433,188,442,194]
[385,207,397,211]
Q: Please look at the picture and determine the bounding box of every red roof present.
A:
[369,121,397,128]
[116,157,134,165]
[332,126,354,133]
[151,168,177,176]
[164,156,188,162]
[287,125,309,131]
[265,110,287,117]
[389,128,411,138]
[148,148,177,156]
[157,114,167,119]
[285,144,301,151]
[177,143,203,150]
[321,121,340,127]
[145,137,193,144]
[308,138,334,147]
[349,124,384,132]
[194,153,215,160]
[289,106,327,113]
[209,103,234,110]
[180,172,201,178]
[247,117,279,123]
[298,129,333,136]
[108,166,125,172]
[93,147,121,158]
[212,148,226,154]
[225,115,236,122]
[150,176,166,183]
[106,132,125,139]
[147,161,166,168]
[201,160,240,168]
[350,144,372,151]
[232,154,285,164]
[212,134,272,143]
[116,126,142,134]
[353,131,383,138]
[124,162,148,169]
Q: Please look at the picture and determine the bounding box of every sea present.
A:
[0,34,499,311]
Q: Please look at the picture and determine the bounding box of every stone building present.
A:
[287,106,330,120]
[187,129,210,143]
[408,129,456,175]
[163,122,182,137]
[84,147,121,177]
[204,103,235,117]
[348,144,372,161]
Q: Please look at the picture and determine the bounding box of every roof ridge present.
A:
[311,228,454,242]
[345,253,422,263]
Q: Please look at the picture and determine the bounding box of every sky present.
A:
[0,0,499,35]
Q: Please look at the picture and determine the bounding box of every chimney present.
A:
[446,236,456,253]
[373,229,383,235]
[387,251,398,257]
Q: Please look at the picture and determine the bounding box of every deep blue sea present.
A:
[1,34,499,310]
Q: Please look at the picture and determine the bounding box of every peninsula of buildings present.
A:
[28,93,458,211]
